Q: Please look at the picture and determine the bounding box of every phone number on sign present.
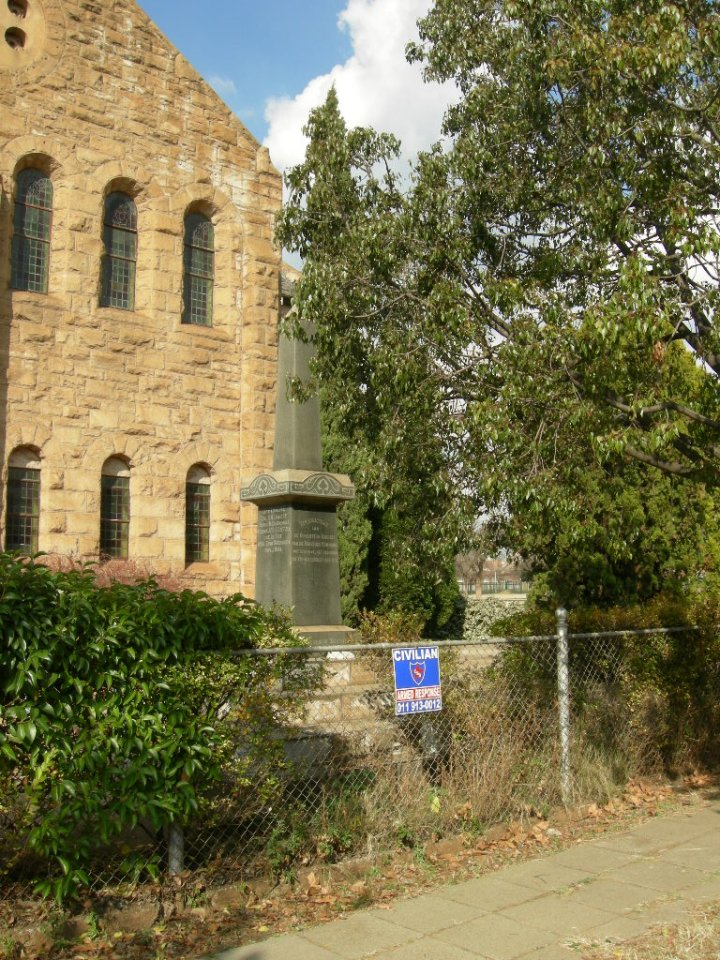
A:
[395,698,442,716]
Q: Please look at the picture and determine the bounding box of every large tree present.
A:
[322,392,463,630]
[278,1,720,603]
[406,0,720,478]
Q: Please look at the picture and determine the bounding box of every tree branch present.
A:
[624,445,696,475]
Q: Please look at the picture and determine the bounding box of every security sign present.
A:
[392,646,442,716]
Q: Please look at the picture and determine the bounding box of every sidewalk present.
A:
[205,798,720,960]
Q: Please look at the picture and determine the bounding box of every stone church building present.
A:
[0,0,282,596]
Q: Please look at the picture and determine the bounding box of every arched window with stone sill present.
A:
[100,192,137,310]
[185,465,210,563]
[11,168,52,293]
[100,456,130,559]
[182,212,214,326]
[5,447,40,553]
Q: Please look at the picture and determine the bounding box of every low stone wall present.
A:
[290,598,528,748]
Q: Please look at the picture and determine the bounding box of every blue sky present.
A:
[139,0,455,175]
[140,1,352,144]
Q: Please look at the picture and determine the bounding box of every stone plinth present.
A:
[242,472,354,643]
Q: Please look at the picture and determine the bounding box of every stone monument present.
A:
[241,322,355,645]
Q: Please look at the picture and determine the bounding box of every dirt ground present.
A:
[0,775,715,960]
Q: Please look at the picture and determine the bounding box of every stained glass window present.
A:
[182,213,214,326]
[6,464,39,553]
[100,459,130,559]
[185,466,210,563]
[101,192,137,310]
[12,169,52,293]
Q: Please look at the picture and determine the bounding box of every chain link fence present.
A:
[1,615,702,896]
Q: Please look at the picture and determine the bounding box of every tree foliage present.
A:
[498,454,720,607]
[322,397,461,630]
[278,2,720,602]
[406,0,720,478]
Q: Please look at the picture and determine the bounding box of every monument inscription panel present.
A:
[257,507,290,556]
[255,504,342,625]
[294,514,339,564]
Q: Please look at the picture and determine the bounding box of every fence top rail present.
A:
[232,623,701,658]
[569,625,699,641]
[233,637,553,656]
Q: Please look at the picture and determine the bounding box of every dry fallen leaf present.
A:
[685,773,712,788]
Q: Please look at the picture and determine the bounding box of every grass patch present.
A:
[583,902,720,960]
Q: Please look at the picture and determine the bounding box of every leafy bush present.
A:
[490,592,720,774]
[437,596,528,642]
[0,555,312,899]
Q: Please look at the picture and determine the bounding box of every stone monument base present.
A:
[297,624,358,647]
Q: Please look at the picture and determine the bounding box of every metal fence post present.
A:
[168,823,185,876]
[556,607,571,805]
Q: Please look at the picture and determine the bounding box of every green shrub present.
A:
[490,592,720,774]
[437,596,528,642]
[0,555,313,900]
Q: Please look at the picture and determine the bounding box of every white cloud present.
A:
[209,75,238,97]
[264,0,455,174]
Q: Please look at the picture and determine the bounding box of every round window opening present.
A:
[8,0,28,17]
[5,26,25,48]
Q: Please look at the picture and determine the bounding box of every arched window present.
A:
[182,213,214,326]
[100,457,130,559]
[6,447,40,553]
[100,192,137,310]
[12,168,52,293]
[185,465,210,563]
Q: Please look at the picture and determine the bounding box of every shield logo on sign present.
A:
[410,661,426,685]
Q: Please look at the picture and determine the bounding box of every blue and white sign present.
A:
[392,646,442,716]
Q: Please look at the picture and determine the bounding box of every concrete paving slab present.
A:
[372,937,481,960]
[662,842,720,872]
[678,875,720,902]
[298,912,413,958]
[626,898,692,926]
[657,806,720,831]
[207,935,342,960]
[438,876,541,911]
[497,895,616,935]
[548,841,642,873]
[560,876,663,913]
[575,912,663,947]
[624,814,719,846]
[203,800,720,960]
[498,859,592,892]
[591,831,673,856]
[604,858,708,893]
[520,945,590,960]
[432,913,557,959]
[370,895,489,934]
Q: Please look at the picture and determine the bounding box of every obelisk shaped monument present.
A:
[241,321,355,645]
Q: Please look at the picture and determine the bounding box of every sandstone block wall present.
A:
[0,0,281,596]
